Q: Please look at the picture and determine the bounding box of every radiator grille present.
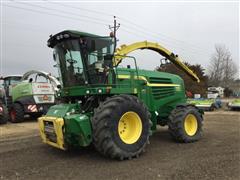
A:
[149,77,175,99]
[149,77,172,84]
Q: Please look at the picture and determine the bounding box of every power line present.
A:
[117,18,212,57]
[2,1,210,62]
[44,0,114,17]
[119,29,205,63]
[44,0,210,54]
[120,26,210,58]
[16,1,112,25]
[119,20,208,54]
[1,7,206,62]
[118,16,210,50]
[2,4,109,27]
[119,27,204,63]
[47,1,210,55]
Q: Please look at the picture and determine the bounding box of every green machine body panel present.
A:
[46,104,77,118]
[44,66,186,149]
[231,99,240,106]
[64,114,92,147]
[187,98,214,106]
[187,98,216,111]
[228,99,240,109]
[59,68,186,131]
[12,82,33,102]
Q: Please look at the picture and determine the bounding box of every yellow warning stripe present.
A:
[38,116,65,150]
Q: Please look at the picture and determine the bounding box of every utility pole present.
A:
[109,16,120,52]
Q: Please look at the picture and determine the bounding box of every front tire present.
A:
[10,103,24,123]
[168,105,203,143]
[92,95,151,160]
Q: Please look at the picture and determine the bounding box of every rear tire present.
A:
[92,95,151,160]
[0,105,9,124]
[168,105,203,143]
[10,103,24,123]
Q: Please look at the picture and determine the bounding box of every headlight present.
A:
[64,34,70,38]
[98,89,102,93]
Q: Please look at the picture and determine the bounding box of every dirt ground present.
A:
[0,110,239,180]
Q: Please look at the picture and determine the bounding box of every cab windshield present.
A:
[4,77,22,87]
[54,37,114,87]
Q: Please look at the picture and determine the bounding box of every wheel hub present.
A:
[10,110,16,121]
[184,114,198,136]
[118,111,142,144]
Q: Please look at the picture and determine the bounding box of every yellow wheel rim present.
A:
[184,114,198,136]
[118,111,142,144]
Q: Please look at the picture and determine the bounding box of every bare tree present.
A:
[222,53,238,87]
[208,44,238,87]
